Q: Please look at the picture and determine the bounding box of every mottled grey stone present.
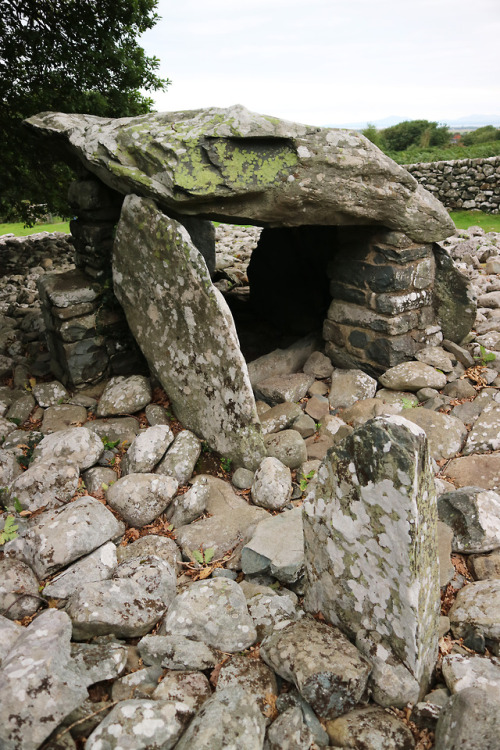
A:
[32,426,104,470]
[292,412,316,438]
[155,429,201,485]
[85,417,140,445]
[153,670,211,712]
[0,558,40,620]
[415,345,455,372]
[0,610,90,750]
[6,457,79,512]
[42,542,117,600]
[113,195,265,470]
[85,699,193,750]
[267,706,315,750]
[251,456,291,510]
[165,481,207,527]
[264,430,308,469]
[259,402,303,436]
[32,381,69,407]
[449,580,500,651]
[275,690,330,748]
[26,106,454,243]
[41,404,87,433]
[232,467,255,489]
[340,397,400,426]
[175,475,267,567]
[3,496,124,578]
[82,466,118,494]
[0,616,22,667]
[97,374,151,416]
[354,630,420,708]
[163,578,256,653]
[325,706,415,749]
[378,361,447,391]
[67,555,176,640]
[434,686,500,750]
[303,351,333,379]
[401,408,467,461]
[111,665,164,701]
[303,416,440,697]
[6,394,35,425]
[442,653,500,694]
[105,473,178,527]
[124,424,174,473]
[260,617,371,719]
[464,403,500,454]
[242,508,304,583]
[254,373,315,405]
[328,368,378,409]
[438,487,500,553]
[145,403,170,426]
[247,593,302,640]
[174,686,266,750]
[217,654,277,713]
[115,534,181,570]
[0,448,22,487]
[139,634,220,670]
[71,639,128,684]
[0,416,17,441]
[434,244,477,343]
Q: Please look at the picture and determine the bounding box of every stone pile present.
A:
[1,224,500,748]
[406,155,500,214]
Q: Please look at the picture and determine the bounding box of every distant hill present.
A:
[327,115,500,130]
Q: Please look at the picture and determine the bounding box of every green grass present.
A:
[391,141,500,165]
[450,211,500,234]
[0,219,70,237]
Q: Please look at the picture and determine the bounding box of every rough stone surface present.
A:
[251,456,292,510]
[32,426,104,470]
[259,402,303,436]
[445,453,500,491]
[328,368,378,409]
[139,634,220,670]
[264,430,308,469]
[155,429,201,485]
[113,195,265,469]
[260,617,371,719]
[96,374,151,416]
[152,669,211,711]
[165,481,207,527]
[105,473,178,527]
[442,653,500,694]
[325,706,415,749]
[0,558,40,620]
[464,403,500,454]
[401,408,467,461]
[434,686,500,750]
[379,361,447,391]
[216,653,278,713]
[42,542,117,600]
[242,508,304,583]
[254,373,315,405]
[438,486,500,553]
[6,457,79,512]
[125,424,174,473]
[303,416,440,695]
[247,593,303,640]
[25,105,454,242]
[449,580,500,649]
[163,578,257,652]
[267,706,315,750]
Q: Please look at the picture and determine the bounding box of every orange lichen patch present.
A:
[262,692,279,720]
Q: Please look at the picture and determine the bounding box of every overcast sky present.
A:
[140,0,500,127]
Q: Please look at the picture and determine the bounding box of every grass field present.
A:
[450,211,500,233]
[0,219,70,237]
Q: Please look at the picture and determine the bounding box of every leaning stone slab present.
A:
[242,507,304,583]
[113,195,265,470]
[0,610,90,750]
[175,686,266,750]
[85,699,193,750]
[260,617,371,719]
[25,105,454,243]
[3,496,124,578]
[162,578,257,653]
[303,416,440,698]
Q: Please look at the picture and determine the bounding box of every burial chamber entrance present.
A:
[28,104,474,468]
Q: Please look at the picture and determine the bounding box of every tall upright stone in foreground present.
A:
[303,416,439,702]
[113,194,266,469]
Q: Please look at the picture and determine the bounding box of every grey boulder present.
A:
[105,473,178,526]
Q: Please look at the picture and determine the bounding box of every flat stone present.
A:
[26,106,453,243]
[444,452,500,491]
[434,686,500,750]
[246,593,303,641]
[145,403,170,426]
[42,542,117,600]
[442,653,500,694]
[32,381,69,407]
[449,580,500,651]
[378,361,447,391]
[67,556,176,639]
[6,457,79,512]
[106,473,178,527]
[97,374,151,416]
[264,430,308,469]
[254,373,315,405]
[438,487,500,553]
[37,267,99,308]
[116,535,180,570]
[260,617,371,719]
[217,654,278,714]
[242,508,304,583]
[166,481,208,527]
[415,345,455,372]
[0,610,90,750]
[325,706,414,749]
[123,424,174,473]
[401,408,467,461]
[251,456,292,509]
[139,634,220,670]
[259,402,303,436]
[303,416,440,697]
[328,368,378,409]
[2,495,124,578]
[0,558,40,620]
[155,429,201,485]
[32,426,104,470]
[174,475,268,566]
[112,195,265,470]
[267,706,315,750]
[174,686,266,750]
[41,404,87,433]
[153,669,211,711]
[303,351,333,379]
[469,550,500,580]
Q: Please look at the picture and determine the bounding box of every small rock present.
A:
[329,368,377,408]
[251,456,292,510]
[138,634,220,670]
[97,375,151,416]
[303,351,333,379]
[32,426,104,470]
[0,558,40,620]
[105,473,178,527]
[32,380,69,407]
[264,430,307,469]
[434,686,500,749]
[155,429,201,485]
[232,467,254,489]
[438,486,500,552]
[260,401,303,436]
[325,705,415,749]
[242,507,304,583]
[123,424,174,473]
[379,361,447,391]
[449,579,500,652]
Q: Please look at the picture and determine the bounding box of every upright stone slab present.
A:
[303,415,439,699]
[113,194,266,469]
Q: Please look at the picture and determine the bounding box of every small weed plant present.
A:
[475,345,496,367]
[192,547,215,565]
[300,469,316,492]
[0,516,19,545]
[220,457,232,473]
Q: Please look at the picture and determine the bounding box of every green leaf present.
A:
[204,548,215,564]
[13,496,23,513]
[192,550,204,564]
[0,515,19,545]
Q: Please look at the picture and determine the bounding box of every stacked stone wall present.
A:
[405,156,500,213]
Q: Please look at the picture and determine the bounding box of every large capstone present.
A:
[113,194,266,469]
[303,415,440,699]
[25,105,453,243]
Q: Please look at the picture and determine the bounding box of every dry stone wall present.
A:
[405,156,500,213]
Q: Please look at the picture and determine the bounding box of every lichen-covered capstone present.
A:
[113,194,266,469]
[25,105,454,243]
[303,415,440,699]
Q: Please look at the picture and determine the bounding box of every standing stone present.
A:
[113,195,265,470]
[303,415,440,699]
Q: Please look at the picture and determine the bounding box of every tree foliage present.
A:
[463,125,500,146]
[0,0,170,222]
[381,120,449,152]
